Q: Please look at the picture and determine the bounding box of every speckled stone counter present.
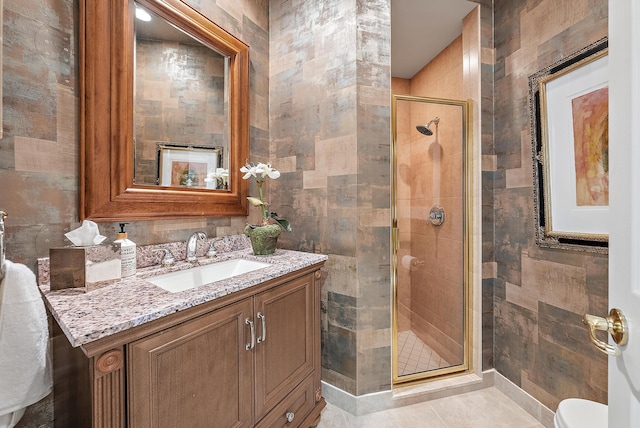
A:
[39,238,327,348]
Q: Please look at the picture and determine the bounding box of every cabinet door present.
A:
[128,298,254,428]
[254,274,315,420]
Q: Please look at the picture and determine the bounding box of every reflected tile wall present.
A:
[134,39,227,185]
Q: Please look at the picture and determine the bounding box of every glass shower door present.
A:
[392,94,471,384]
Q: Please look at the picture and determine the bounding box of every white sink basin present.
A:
[148,259,271,293]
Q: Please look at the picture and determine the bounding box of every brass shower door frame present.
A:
[391,94,473,386]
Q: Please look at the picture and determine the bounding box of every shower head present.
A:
[416,117,440,136]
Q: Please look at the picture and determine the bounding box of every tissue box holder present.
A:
[50,245,121,291]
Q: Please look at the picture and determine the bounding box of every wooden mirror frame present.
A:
[80,0,249,221]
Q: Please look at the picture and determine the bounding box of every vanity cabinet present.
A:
[51,265,325,428]
[128,274,318,427]
[128,298,254,427]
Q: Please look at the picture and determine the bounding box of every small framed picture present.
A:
[157,144,222,189]
[529,37,608,253]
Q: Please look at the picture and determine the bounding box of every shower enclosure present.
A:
[392,94,472,384]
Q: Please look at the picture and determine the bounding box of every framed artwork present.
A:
[157,144,222,189]
[529,37,608,254]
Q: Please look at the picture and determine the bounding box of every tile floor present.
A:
[397,330,449,376]
[316,387,546,428]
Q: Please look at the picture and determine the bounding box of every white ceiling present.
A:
[136,4,198,45]
[391,0,478,79]
[137,0,478,80]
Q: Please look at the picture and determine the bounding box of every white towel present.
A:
[0,260,52,415]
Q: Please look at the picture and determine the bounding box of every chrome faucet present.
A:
[152,247,176,266]
[186,232,207,263]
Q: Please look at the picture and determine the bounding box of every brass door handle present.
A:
[582,308,628,356]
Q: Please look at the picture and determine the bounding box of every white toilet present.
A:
[554,398,608,428]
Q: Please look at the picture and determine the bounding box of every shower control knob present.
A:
[428,205,445,226]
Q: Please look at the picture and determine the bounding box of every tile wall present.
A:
[490,0,609,410]
[0,0,612,424]
[269,0,392,396]
[392,77,411,333]
[1,0,268,425]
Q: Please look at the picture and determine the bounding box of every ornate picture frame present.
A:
[529,37,608,254]
[157,144,222,189]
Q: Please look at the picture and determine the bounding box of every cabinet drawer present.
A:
[256,375,316,428]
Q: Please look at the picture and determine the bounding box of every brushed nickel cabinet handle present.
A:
[245,318,255,350]
[257,312,266,344]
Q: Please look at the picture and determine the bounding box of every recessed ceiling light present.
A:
[135,7,152,22]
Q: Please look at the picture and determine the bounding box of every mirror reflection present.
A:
[80,0,249,220]
[133,2,230,190]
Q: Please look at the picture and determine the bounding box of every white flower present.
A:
[204,168,229,182]
[240,161,290,231]
[241,162,280,181]
[257,163,281,179]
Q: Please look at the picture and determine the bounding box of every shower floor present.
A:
[397,330,449,376]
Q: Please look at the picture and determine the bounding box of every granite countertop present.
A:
[39,245,327,348]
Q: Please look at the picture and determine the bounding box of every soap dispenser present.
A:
[114,223,136,277]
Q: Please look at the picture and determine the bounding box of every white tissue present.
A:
[64,220,107,246]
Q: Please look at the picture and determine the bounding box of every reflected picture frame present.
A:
[529,37,608,254]
[157,144,222,189]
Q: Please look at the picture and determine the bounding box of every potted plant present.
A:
[241,162,291,255]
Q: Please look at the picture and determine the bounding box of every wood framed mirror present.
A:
[80,0,249,221]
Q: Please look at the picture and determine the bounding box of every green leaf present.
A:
[270,212,292,232]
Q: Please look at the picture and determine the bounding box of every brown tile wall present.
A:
[269,0,391,396]
[2,0,268,260]
[1,0,608,420]
[1,0,267,425]
[392,77,412,333]
[492,0,608,410]
[476,0,496,372]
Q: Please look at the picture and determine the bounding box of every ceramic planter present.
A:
[244,224,282,255]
